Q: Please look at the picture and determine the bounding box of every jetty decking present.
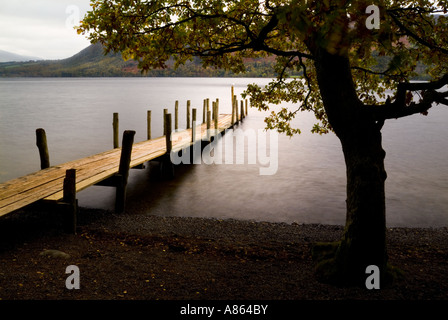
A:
[0,84,250,234]
[0,113,237,218]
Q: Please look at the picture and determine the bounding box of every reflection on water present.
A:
[1,78,447,227]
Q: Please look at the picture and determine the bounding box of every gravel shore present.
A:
[0,206,447,302]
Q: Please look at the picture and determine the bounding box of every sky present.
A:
[0,0,92,60]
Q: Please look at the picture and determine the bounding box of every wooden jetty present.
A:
[0,91,248,233]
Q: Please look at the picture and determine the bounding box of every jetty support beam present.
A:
[63,169,77,234]
[115,130,135,213]
[161,113,174,179]
[94,130,136,213]
[57,169,78,234]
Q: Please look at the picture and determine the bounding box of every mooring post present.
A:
[36,128,50,169]
[191,108,196,164]
[175,100,179,131]
[214,101,219,132]
[202,99,206,124]
[115,130,136,213]
[163,108,168,136]
[147,110,151,140]
[187,100,191,129]
[206,110,211,141]
[235,96,239,123]
[161,113,174,179]
[62,169,77,234]
[192,108,197,143]
[113,112,119,148]
[231,85,234,110]
[165,113,172,154]
[231,99,235,124]
[206,98,210,119]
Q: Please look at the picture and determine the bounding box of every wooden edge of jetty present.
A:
[0,91,249,234]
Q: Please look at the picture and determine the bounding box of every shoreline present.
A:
[0,206,447,300]
[2,205,447,248]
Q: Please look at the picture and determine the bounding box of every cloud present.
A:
[0,0,92,59]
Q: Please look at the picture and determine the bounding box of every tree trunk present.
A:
[311,48,394,286]
[314,124,390,286]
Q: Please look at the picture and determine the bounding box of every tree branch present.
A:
[367,74,448,120]
[299,55,312,110]
[129,5,315,60]
[388,11,448,55]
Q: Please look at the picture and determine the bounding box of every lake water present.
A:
[0,77,447,227]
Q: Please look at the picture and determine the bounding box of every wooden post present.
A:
[62,169,77,234]
[162,113,174,179]
[165,113,172,153]
[191,108,198,164]
[187,100,191,129]
[115,130,135,213]
[192,108,197,143]
[241,100,245,120]
[175,100,179,131]
[231,85,234,111]
[147,110,151,140]
[163,108,168,135]
[113,112,119,148]
[206,98,210,119]
[231,98,235,124]
[235,96,239,123]
[245,99,248,116]
[202,99,206,124]
[36,128,50,169]
[214,101,219,132]
[206,110,211,141]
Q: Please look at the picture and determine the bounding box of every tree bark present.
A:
[311,48,392,285]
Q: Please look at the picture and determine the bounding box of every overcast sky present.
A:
[0,0,92,60]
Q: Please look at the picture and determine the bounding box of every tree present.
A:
[78,0,448,286]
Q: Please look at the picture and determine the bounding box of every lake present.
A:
[0,77,447,227]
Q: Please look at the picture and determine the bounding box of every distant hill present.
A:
[0,50,42,63]
[0,43,139,77]
[0,43,279,77]
[0,42,430,79]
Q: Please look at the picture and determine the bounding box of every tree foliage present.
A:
[78,0,448,136]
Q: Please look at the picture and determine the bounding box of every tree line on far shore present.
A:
[0,43,430,79]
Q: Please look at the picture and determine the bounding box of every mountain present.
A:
[0,43,279,77]
[0,50,42,63]
[0,43,139,77]
[0,43,430,79]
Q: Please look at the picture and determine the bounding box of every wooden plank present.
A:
[0,148,121,200]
